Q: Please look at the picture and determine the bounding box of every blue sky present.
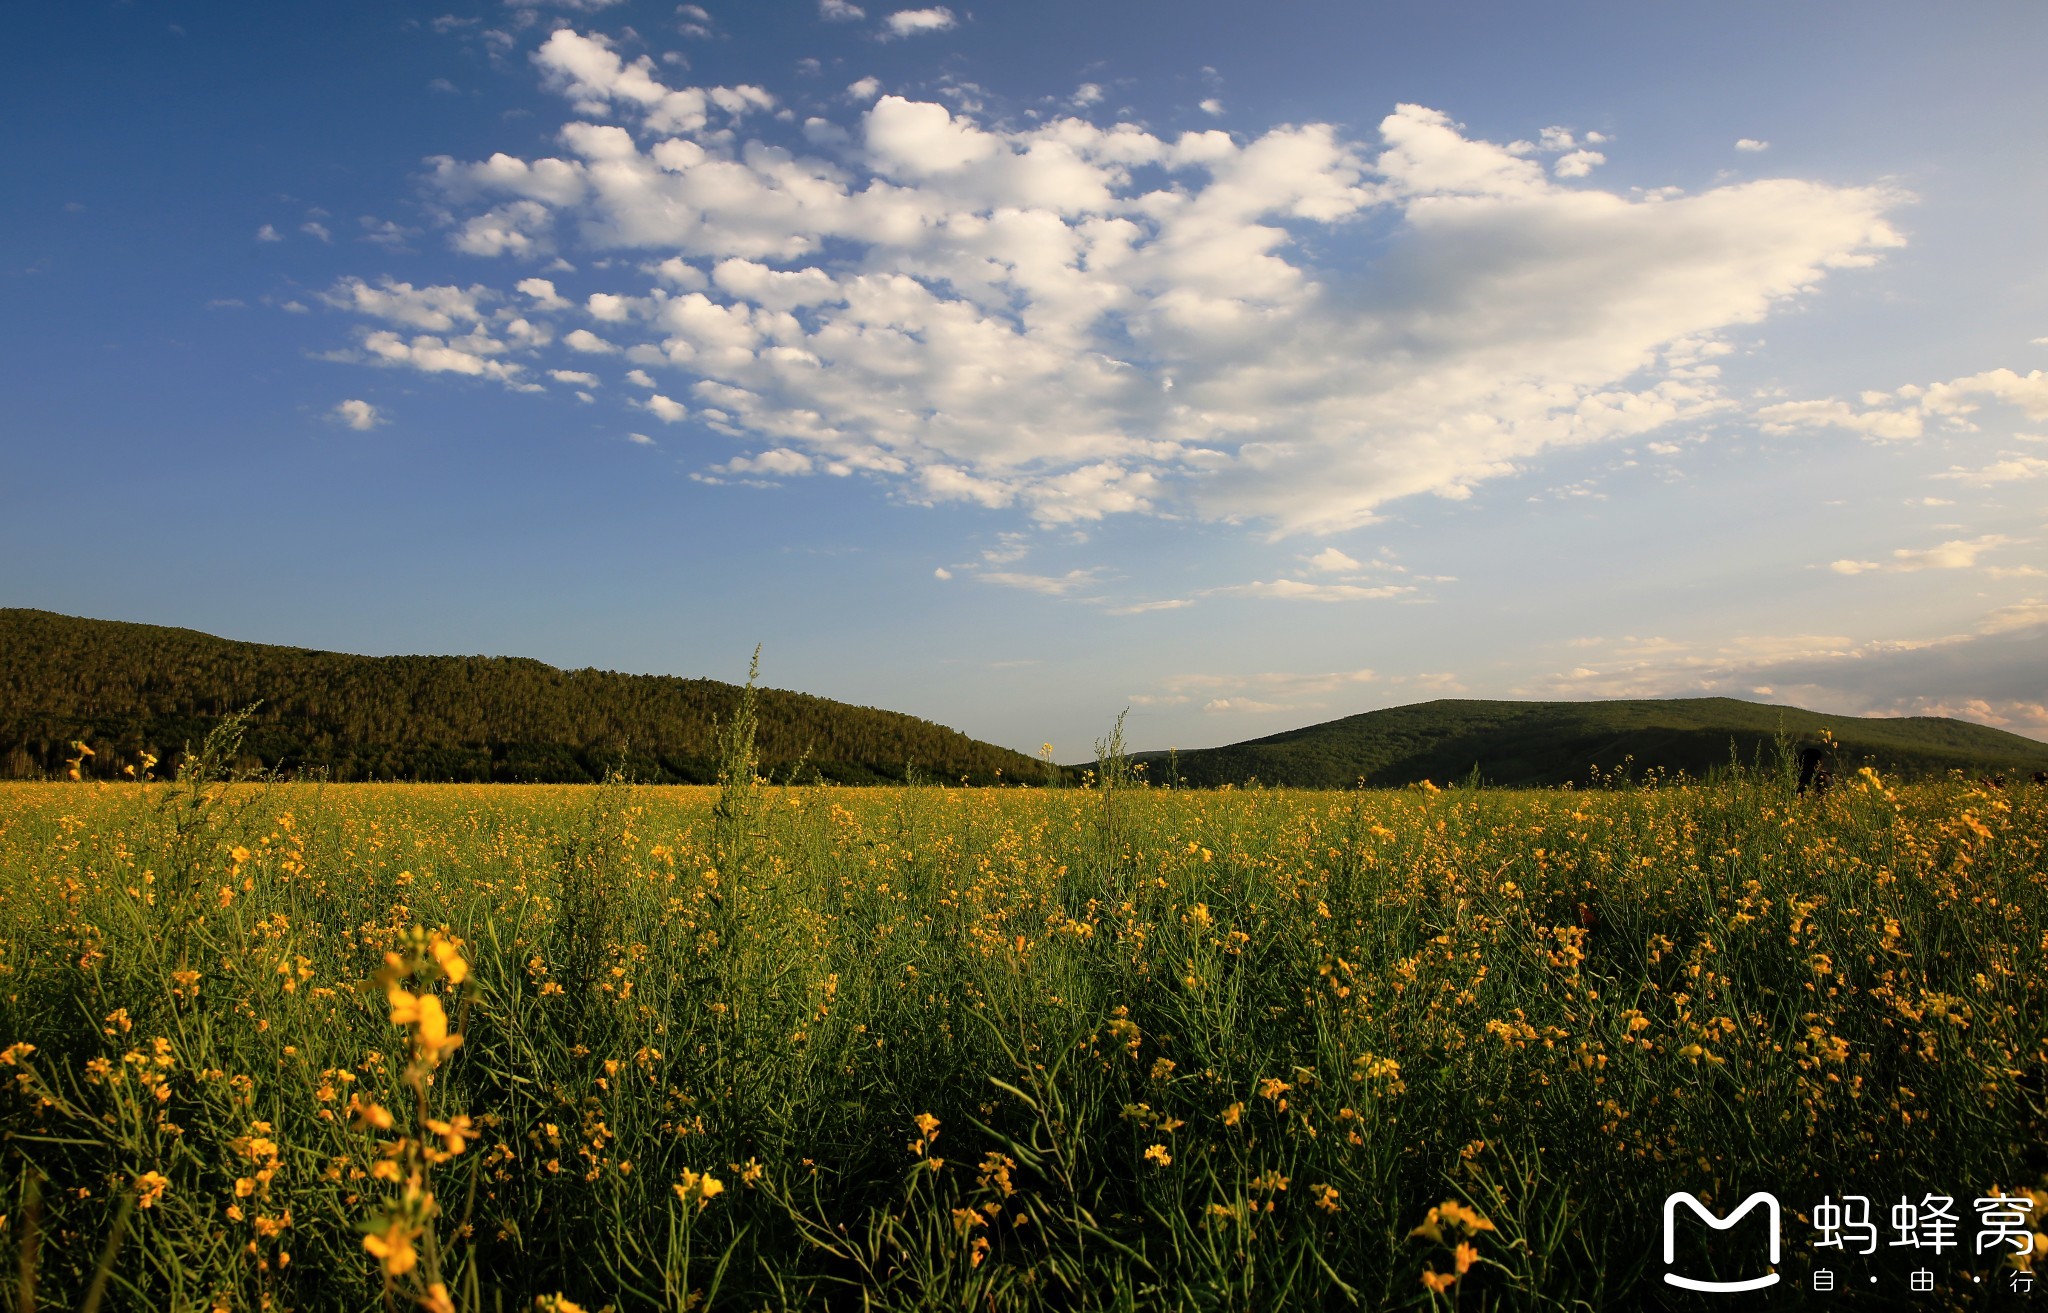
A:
[5,0,2046,754]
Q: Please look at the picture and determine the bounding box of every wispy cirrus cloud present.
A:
[1129,666,1381,714]
[1829,534,2024,575]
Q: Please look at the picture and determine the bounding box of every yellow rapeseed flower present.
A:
[674,1169,725,1211]
[429,933,469,986]
[411,995,462,1065]
[134,1171,170,1209]
[362,1217,420,1277]
[387,987,424,1028]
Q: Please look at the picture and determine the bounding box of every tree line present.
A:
[0,609,1044,784]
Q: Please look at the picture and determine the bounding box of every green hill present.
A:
[0,609,1042,785]
[1136,697,2048,789]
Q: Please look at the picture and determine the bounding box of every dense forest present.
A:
[0,609,1046,784]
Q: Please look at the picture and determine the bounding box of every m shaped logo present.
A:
[1662,1191,1782,1293]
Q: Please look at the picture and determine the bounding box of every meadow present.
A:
[0,730,2043,1310]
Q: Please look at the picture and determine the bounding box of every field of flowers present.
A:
[1,744,2043,1309]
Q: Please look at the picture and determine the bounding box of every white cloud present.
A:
[627,431,656,445]
[324,277,490,331]
[1552,149,1605,178]
[881,6,956,37]
[1203,698,1286,714]
[846,76,882,102]
[1303,547,1361,573]
[333,54,1909,533]
[301,221,332,242]
[1198,98,1223,117]
[549,368,600,385]
[517,277,571,309]
[1106,597,1193,615]
[1072,84,1104,108]
[1204,579,1412,602]
[1131,666,1378,714]
[358,331,526,384]
[819,0,864,18]
[1735,138,1770,152]
[978,568,1100,596]
[1828,534,2020,575]
[933,566,952,579]
[642,393,688,421]
[1762,363,2048,443]
[717,447,813,475]
[530,30,771,137]
[586,291,638,322]
[1935,454,2048,486]
[335,399,382,430]
[256,223,282,242]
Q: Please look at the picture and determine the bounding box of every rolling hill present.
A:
[1134,697,2048,789]
[0,609,1043,784]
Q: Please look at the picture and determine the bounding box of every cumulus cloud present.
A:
[1552,149,1604,178]
[549,368,600,385]
[1935,454,2048,486]
[256,223,282,242]
[717,447,813,475]
[517,277,571,309]
[1198,98,1223,116]
[358,330,527,383]
[1761,364,2048,442]
[819,0,864,18]
[324,277,491,331]
[1303,547,1362,573]
[1735,138,1770,152]
[642,393,688,421]
[881,6,956,37]
[334,399,382,430]
[329,44,1908,532]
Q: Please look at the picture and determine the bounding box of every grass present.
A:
[0,748,2043,1309]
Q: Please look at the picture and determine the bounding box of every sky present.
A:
[4,0,2046,756]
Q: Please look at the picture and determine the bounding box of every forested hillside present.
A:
[1139,696,2048,788]
[0,609,1042,784]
